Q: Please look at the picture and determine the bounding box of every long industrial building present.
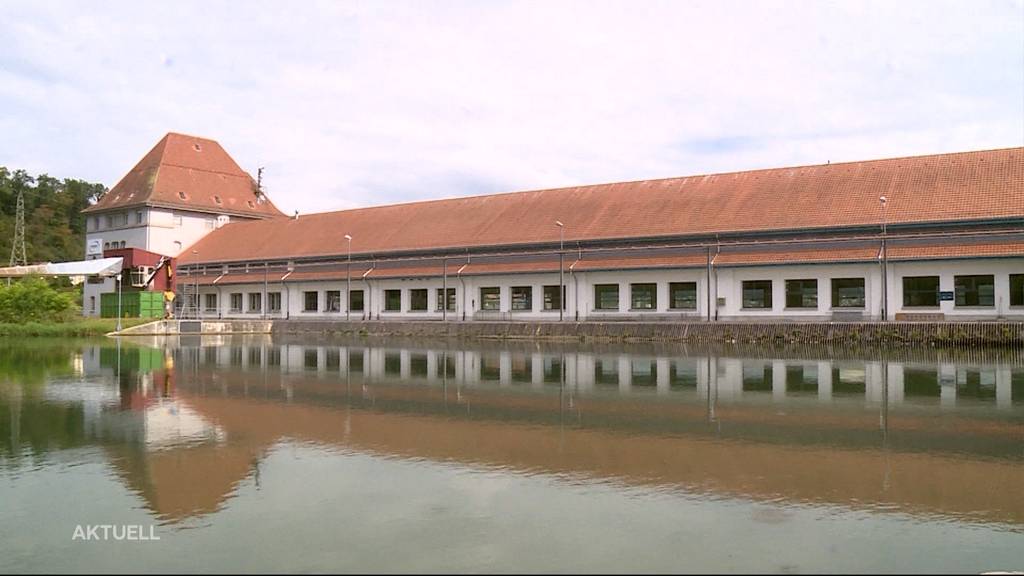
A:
[82,133,1024,322]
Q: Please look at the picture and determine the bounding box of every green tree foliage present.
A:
[0,166,107,264]
[0,277,78,323]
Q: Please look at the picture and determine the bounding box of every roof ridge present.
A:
[278,146,1024,219]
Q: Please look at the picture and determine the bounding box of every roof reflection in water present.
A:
[6,336,1024,527]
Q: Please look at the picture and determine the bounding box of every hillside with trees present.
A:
[0,167,107,265]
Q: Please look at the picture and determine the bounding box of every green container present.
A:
[100,291,166,318]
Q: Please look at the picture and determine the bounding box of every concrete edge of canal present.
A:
[111,319,1024,347]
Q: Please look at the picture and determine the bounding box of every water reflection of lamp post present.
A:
[345,234,352,322]
[879,196,888,322]
[555,221,565,322]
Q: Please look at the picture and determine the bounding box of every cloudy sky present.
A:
[1,0,1022,215]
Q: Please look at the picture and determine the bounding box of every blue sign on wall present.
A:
[939,291,955,301]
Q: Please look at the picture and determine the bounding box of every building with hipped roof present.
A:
[82,133,1024,321]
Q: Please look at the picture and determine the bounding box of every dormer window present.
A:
[247,200,255,209]
[213,195,222,205]
[178,191,188,200]
[193,143,202,152]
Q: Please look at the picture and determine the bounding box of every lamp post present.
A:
[116,272,122,332]
[555,221,565,322]
[345,234,352,321]
[879,196,888,322]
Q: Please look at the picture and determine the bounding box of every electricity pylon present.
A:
[9,190,26,267]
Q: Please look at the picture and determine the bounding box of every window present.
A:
[303,291,319,312]
[630,283,657,310]
[785,279,818,309]
[543,285,565,310]
[436,288,456,311]
[350,290,364,312]
[326,290,342,312]
[480,287,500,311]
[410,289,428,311]
[204,293,218,312]
[92,216,99,230]
[955,275,994,307]
[511,286,532,311]
[135,211,143,225]
[385,289,402,311]
[89,296,96,312]
[594,284,619,310]
[249,293,262,313]
[1012,274,1024,307]
[669,282,697,309]
[268,292,282,313]
[831,278,865,308]
[230,293,243,312]
[742,280,772,309]
[903,276,939,307]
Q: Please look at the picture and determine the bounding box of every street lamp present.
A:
[555,221,565,322]
[879,196,888,322]
[345,234,352,321]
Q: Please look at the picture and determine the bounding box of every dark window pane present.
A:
[630,283,657,310]
[511,286,532,311]
[268,292,282,312]
[303,291,318,312]
[410,354,428,376]
[785,279,817,309]
[384,352,401,375]
[385,289,401,311]
[410,289,428,311]
[831,278,865,308]
[742,281,772,309]
[436,288,456,311]
[903,276,939,307]
[480,287,500,310]
[954,275,994,307]
[669,282,697,309]
[349,290,364,311]
[1011,275,1024,307]
[595,284,619,310]
[326,290,341,312]
[543,285,565,310]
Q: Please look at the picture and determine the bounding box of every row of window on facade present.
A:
[203,274,1024,314]
[734,275,1022,310]
[89,211,213,231]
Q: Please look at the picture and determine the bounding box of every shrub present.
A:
[0,277,78,323]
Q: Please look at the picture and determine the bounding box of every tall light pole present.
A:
[879,196,888,322]
[555,221,565,322]
[345,234,352,321]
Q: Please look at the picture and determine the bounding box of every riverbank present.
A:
[0,318,152,337]
[114,319,1024,347]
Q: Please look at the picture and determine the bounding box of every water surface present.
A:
[1,336,1022,573]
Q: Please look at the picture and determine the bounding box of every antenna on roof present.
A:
[255,166,266,203]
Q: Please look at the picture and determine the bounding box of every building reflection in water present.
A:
[2,335,1023,528]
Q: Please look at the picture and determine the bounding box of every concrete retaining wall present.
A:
[271,320,1024,347]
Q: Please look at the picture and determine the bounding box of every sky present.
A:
[1,0,1022,216]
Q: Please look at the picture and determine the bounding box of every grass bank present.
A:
[0,318,154,337]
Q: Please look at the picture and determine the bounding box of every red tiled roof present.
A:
[84,133,284,219]
[889,240,1024,260]
[180,147,1024,265]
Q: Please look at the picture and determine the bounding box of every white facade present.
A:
[190,257,1024,322]
[82,207,233,316]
